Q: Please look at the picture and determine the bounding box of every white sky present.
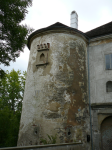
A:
[1,0,112,72]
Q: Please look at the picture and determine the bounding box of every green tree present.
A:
[0,69,26,147]
[0,0,33,78]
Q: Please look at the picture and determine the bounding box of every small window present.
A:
[40,53,45,62]
[105,54,112,70]
[106,81,112,92]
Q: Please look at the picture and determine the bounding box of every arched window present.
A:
[106,81,112,92]
[40,53,45,62]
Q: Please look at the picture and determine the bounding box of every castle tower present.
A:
[18,22,90,149]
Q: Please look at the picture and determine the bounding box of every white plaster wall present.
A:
[89,42,112,103]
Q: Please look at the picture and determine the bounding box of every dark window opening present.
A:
[35,130,37,134]
[106,81,112,92]
[68,129,71,136]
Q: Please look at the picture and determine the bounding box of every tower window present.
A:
[40,53,45,62]
[106,81,112,92]
[105,54,112,70]
[68,129,71,136]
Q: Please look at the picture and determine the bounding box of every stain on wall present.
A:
[18,31,90,150]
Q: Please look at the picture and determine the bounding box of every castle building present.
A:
[86,21,112,150]
[18,11,112,150]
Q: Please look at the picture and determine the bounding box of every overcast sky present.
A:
[1,0,112,73]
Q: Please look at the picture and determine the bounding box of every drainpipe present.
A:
[87,40,93,150]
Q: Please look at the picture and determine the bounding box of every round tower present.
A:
[18,22,90,149]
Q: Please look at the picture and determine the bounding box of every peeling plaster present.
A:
[18,32,90,150]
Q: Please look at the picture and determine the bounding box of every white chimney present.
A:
[70,11,78,29]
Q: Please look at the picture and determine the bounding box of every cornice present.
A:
[91,102,112,109]
[89,34,112,42]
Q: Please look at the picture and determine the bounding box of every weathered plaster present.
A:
[18,32,90,150]
[89,38,112,150]
[89,42,112,104]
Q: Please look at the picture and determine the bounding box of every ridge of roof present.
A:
[47,22,69,27]
[85,21,112,38]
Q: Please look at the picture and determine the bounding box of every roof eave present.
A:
[27,23,89,50]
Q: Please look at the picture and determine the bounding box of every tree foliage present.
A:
[0,69,26,147]
[0,0,33,78]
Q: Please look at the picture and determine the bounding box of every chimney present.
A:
[70,11,78,29]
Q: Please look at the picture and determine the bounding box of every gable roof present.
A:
[85,21,112,39]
